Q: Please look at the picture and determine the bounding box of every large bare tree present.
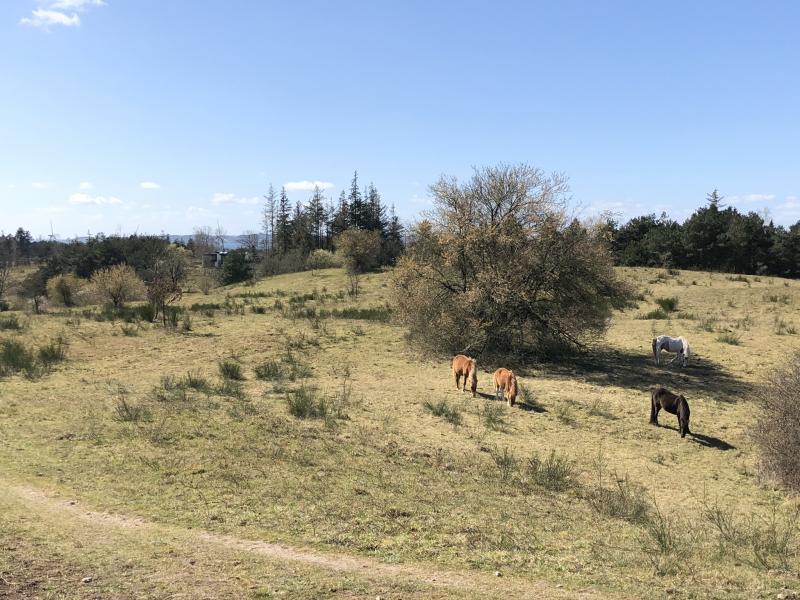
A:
[392,164,631,357]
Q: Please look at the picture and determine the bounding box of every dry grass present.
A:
[1,265,800,598]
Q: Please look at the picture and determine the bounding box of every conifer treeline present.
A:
[262,171,404,265]
[606,190,800,277]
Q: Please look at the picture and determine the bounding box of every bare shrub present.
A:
[392,164,631,357]
[752,354,800,490]
[335,229,380,298]
[91,264,145,308]
[46,273,85,307]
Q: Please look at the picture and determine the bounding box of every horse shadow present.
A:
[475,391,547,412]
[657,424,736,451]
[537,348,751,404]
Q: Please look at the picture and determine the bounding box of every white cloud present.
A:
[6,184,16,189]
[32,182,50,189]
[47,0,105,9]
[20,9,80,28]
[284,180,335,192]
[79,181,93,190]
[21,0,105,29]
[728,193,776,204]
[139,181,161,189]
[211,192,259,205]
[69,193,122,205]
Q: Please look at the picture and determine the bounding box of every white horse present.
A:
[652,335,690,367]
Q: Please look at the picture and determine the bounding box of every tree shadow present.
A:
[657,424,737,451]
[536,349,751,403]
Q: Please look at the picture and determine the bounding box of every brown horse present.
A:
[650,387,691,438]
[452,354,477,397]
[493,368,518,407]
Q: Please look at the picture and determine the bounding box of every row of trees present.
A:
[606,191,800,277]
[256,172,404,265]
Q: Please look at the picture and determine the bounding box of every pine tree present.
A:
[381,204,405,265]
[308,186,327,250]
[330,190,350,238]
[348,171,365,229]
[262,184,276,253]
[291,201,313,254]
[365,182,386,233]
[275,187,292,254]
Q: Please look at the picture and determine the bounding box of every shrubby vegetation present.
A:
[606,190,800,276]
[753,355,800,490]
[393,164,632,357]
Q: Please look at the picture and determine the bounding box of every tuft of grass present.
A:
[254,359,284,381]
[217,379,247,400]
[524,450,576,491]
[0,314,25,331]
[654,296,679,313]
[637,502,692,575]
[0,339,36,375]
[716,332,742,345]
[113,388,151,423]
[120,322,140,336]
[218,359,244,380]
[637,308,669,320]
[422,398,463,428]
[554,401,577,426]
[481,402,507,431]
[286,385,328,419]
[251,305,267,315]
[184,370,211,393]
[589,463,650,524]
[36,335,67,367]
[489,446,518,482]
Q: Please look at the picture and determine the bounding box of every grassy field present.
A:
[1,266,799,599]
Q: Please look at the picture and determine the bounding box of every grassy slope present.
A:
[1,266,799,599]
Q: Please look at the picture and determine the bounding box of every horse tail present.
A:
[679,396,691,437]
[649,389,658,424]
[652,338,658,364]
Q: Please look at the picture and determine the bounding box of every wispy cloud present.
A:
[20,0,105,29]
[211,192,259,205]
[69,193,122,205]
[32,182,50,189]
[139,181,161,190]
[48,0,106,9]
[727,193,776,204]
[79,181,93,190]
[284,180,335,192]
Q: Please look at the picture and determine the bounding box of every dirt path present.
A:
[3,481,611,599]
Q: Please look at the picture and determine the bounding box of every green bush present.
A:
[218,359,244,380]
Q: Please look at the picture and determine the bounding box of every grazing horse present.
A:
[650,387,691,438]
[493,368,518,407]
[452,354,477,397]
[652,335,690,367]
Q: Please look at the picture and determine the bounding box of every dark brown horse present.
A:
[452,354,477,397]
[650,387,691,438]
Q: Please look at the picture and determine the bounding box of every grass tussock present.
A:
[422,398,463,428]
[716,332,742,345]
[218,359,244,381]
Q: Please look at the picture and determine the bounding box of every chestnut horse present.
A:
[493,368,518,407]
[650,387,691,438]
[452,354,477,397]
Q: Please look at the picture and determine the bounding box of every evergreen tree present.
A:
[291,201,313,255]
[308,185,327,250]
[275,187,292,254]
[262,184,276,253]
[330,190,350,238]
[381,204,405,265]
[365,182,386,233]
[348,171,365,229]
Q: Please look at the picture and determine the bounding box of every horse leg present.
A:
[455,372,461,391]
[650,394,659,425]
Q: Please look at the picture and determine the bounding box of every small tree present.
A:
[91,264,146,308]
[0,237,16,311]
[753,355,800,491]
[146,246,188,325]
[220,249,253,285]
[46,273,85,307]
[335,229,380,297]
[19,269,47,313]
[305,249,340,275]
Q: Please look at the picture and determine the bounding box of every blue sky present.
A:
[1,0,799,238]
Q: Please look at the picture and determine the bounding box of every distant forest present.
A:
[604,190,800,278]
[3,187,800,280]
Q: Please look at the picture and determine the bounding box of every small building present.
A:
[202,251,227,268]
